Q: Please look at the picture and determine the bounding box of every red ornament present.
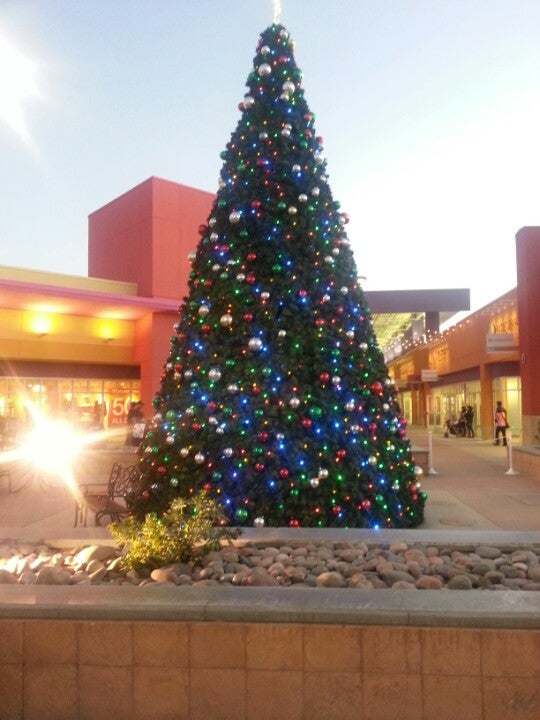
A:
[369,423,377,433]
[191,422,202,431]
[254,463,265,472]
[204,279,212,288]
[243,312,253,322]
[142,490,150,501]
[332,505,341,515]
[336,449,346,458]
[198,224,206,235]
[320,372,330,383]
[289,518,300,527]
[251,200,261,208]
[399,416,408,427]
[302,418,312,428]
[298,289,307,298]
[157,466,166,474]
[279,468,289,478]
[315,318,325,327]
[361,499,371,510]
[201,324,211,334]
[252,385,261,395]
[246,274,256,284]
[257,431,269,442]
[247,253,257,261]
[207,401,217,412]
[370,381,383,395]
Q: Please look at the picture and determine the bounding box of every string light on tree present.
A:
[131,22,427,529]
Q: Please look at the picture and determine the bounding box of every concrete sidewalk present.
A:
[0,428,538,545]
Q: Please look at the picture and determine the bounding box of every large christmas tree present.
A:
[133,23,426,529]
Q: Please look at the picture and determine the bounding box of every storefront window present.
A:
[0,376,141,447]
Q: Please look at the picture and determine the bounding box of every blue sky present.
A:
[1,0,540,314]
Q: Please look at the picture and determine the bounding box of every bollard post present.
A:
[427,430,439,475]
[504,430,519,475]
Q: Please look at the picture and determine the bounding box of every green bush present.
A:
[109,490,242,571]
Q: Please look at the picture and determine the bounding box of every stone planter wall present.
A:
[0,584,538,720]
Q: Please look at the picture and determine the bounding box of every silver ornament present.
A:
[260,45,270,54]
[227,384,239,394]
[281,127,291,138]
[236,273,245,281]
[298,193,308,203]
[340,286,349,294]
[289,397,300,408]
[258,63,272,77]
[170,477,179,487]
[198,306,210,316]
[179,448,189,458]
[310,478,320,488]
[259,131,268,140]
[220,314,233,327]
[184,370,193,379]
[209,368,222,381]
[212,263,221,272]
[350,425,360,433]
[288,206,297,215]
[332,376,341,385]
[292,164,301,173]
[280,93,290,102]
[184,406,194,415]
[318,468,329,479]
[187,251,196,263]
[383,403,390,411]
[208,416,218,425]
[322,294,330,302]
[346,330,355,339]
[368,455,377,465]
[223,447,234,457]
[243,95,255,108]
[210,232,219,241]
[324,256,334,264]
[278,329,286,337]
[248,338,263,351]
[280,29,289,39]
[216,426,225,435]
[261,291,270,300]
[345,401,355,411]
[311,186,320,196]
[166,362,173,370]
[253,516,265,528]
[194,452,205,464]
[229,210,241,223]
[208,217,217,227]
[276,433,285,440]
[332,248,340,256]
[166,435,175,445]
[282,80,295,94]
[360,342,368,351]
[414,466,424,478]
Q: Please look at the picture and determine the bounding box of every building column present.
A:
[479,363,494,440]
[516,227,540,445]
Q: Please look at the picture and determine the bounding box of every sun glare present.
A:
[0,26,41,144]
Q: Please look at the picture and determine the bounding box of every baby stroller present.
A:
[444,419,464,438]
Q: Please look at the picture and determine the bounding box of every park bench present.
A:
[75,461,143,527]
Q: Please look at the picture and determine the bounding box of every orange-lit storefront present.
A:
[387,289,520,440]
[0,177,213,446]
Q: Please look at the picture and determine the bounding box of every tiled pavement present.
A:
[0,428,538,544]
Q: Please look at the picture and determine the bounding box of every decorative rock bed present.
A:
[1,538,539,591]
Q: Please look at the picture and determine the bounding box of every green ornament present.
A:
[166,410,177,421]
[234,508,249,523]
[310,406,323,418]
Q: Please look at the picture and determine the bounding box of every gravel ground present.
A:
[1,538,540,591]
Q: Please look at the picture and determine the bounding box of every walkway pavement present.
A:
[0,429,538,545]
